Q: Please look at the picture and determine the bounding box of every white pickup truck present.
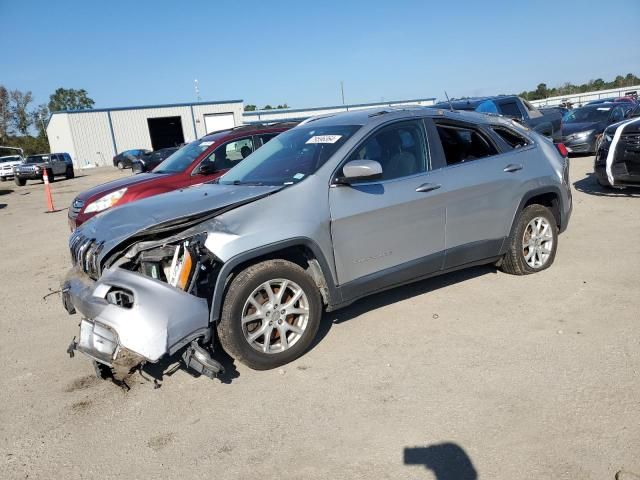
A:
[0,155,24,182]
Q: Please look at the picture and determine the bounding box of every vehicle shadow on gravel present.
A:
[141,346,240,386]
[404,442,478,480]
[317,265,496,344]
[0,203,6,209]
[0,189,13,195]
[573,173,640,197]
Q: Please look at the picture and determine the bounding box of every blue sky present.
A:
[3,0,639,110]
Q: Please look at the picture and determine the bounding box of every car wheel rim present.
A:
[241,279,310,354]
[522,216,553,268]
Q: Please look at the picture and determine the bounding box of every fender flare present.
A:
[209,237,339,323]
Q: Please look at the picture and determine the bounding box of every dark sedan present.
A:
[131,147,179,174]
[113,149,151,169]
[561,103,629,154]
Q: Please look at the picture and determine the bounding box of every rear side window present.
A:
[492,127,530,149]
[498,101,522,118]
[435,124,497,166]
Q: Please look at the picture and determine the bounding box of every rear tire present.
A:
[500,204,558,275]
[218,259,322,370]
[14,177,26,186]
[65,166,75,179]
[596,174,613,188]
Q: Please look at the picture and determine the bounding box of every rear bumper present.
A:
[62,266,210,366]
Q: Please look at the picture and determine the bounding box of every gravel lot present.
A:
[1,157,639,480]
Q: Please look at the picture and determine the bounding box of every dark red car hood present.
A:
[75,172,173,202]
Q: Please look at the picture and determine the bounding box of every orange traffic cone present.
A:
[43,169,55,212]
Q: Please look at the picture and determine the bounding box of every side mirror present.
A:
[336,159,383,184]
[198,163,216,175]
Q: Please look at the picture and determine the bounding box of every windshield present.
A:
[219,125,361,186]
[26,155,47,163]
[154,140,212,173]
[563,107,611,123]
[0,156,20,163]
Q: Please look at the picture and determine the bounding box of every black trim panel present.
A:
[444,239,504,270]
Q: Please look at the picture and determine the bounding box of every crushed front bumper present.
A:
[62,266,210,367]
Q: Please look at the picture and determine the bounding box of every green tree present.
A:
[263,105,273,110]
[48,87,95,112]
[244,104,257,111]
[276,103,289,109]
[31,104,50,138]
[0,86,9,142]
[9,89,33,135]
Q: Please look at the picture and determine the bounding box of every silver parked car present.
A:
[62,107,572,380]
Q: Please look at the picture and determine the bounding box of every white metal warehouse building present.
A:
[47,100,244,168]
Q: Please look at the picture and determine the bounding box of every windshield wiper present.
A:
[232,180,265,186]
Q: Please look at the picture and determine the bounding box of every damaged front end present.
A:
[63,230,224,381]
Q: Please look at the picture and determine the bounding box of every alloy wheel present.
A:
[522,216,554,268]
[241,279,310,354]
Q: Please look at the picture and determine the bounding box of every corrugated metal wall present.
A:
[68,111,115,168]
[47,101,244,167]
[47,114,76,162]
[110,106,196,152]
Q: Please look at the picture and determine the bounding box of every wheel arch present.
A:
[209,238,338,324]
[505,186,564,250]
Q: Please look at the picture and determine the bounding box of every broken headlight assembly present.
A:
[126,232,217,297]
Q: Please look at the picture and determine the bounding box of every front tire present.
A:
[65,166,75,179]
[14,177,26,186]
[117,161,125,170]
[218,259,322,370]
[0,176,6,182]
[46,169,55,183]
[500,204,558,275]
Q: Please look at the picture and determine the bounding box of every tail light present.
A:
[555,143,568,158]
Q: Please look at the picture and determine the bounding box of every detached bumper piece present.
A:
[62,266,212,380]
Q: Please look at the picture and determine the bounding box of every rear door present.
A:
[52,154,66,174]
[329,119,446,286]
[427,119,527,268]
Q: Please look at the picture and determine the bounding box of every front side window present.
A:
[154,139,217,173]
[435,124,497,166]
[348,121,427,181]
[206,137,254,171]
[220,125,360,186]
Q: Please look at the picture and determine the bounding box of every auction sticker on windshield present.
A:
[306,135,342,144]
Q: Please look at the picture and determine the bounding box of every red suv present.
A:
[68,123,295,230]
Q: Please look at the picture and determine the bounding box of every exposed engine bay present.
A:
[64,227,227,385]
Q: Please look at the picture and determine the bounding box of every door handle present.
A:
[415,182,441,193]
[503,164,523,173]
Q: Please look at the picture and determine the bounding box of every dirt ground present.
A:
[1,157,639,480]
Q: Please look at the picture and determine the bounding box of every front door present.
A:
[329,120,446,286]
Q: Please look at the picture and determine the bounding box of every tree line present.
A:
[244,103,289,111]
[520,73,639,101]
[0,86,94,155]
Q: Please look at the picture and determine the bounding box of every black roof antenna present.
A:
[444,91,454,111]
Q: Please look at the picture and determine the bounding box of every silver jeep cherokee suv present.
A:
[63,107,571,379]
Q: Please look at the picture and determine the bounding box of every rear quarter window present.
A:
[491,126,531,149]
